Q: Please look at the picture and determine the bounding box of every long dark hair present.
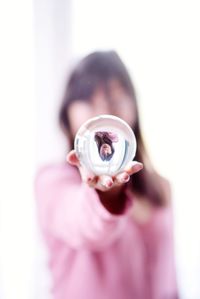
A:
[94,132,115,161]
[59,51,167,206]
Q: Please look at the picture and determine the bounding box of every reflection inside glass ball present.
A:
[94,131,118,161]
[74,115,137,176]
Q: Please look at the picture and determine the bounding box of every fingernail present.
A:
[123,175,130,182]
[107,180,113,187]
[102,179,113,188]
[137,163,143,169]
[133,162,143,170]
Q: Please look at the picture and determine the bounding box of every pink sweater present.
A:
[34,163,178,299]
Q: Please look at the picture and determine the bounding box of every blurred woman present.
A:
[35,51,178,299]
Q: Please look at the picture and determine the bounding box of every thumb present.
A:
[66,150,80,167]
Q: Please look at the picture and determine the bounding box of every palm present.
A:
[66,150,143,192]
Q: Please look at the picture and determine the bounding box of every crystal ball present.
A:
[74,114,137,176]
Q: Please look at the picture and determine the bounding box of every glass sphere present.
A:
[74,114,137,176]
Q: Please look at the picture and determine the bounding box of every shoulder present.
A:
[34,162,80,188]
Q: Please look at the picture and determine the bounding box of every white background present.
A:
[0,0,200,298]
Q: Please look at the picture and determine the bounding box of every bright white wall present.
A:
[0,1,35,299]
[34,0,72,298]
[35,0,72,168]
[0,0,72,299]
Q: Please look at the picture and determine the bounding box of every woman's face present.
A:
[68,79,136,138]
[100,144,112,157]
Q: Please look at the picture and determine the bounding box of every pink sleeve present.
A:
[34,165,133,251]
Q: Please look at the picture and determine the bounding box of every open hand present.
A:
[66,150,143,192]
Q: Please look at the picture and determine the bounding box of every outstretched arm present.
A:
[35,152,143,251]
[35,165,136,251]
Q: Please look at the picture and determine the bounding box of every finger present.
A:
[86,176,98,187]
[123,161,143,176]
[98,174,114,189]
[114,172,130,185]
[85,174,112,192]
[78,164,96,183]
[66,150,100,188]
[66,150,80,166]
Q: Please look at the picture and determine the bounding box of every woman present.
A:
[35,51,178,299]
[94,131,119,161]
